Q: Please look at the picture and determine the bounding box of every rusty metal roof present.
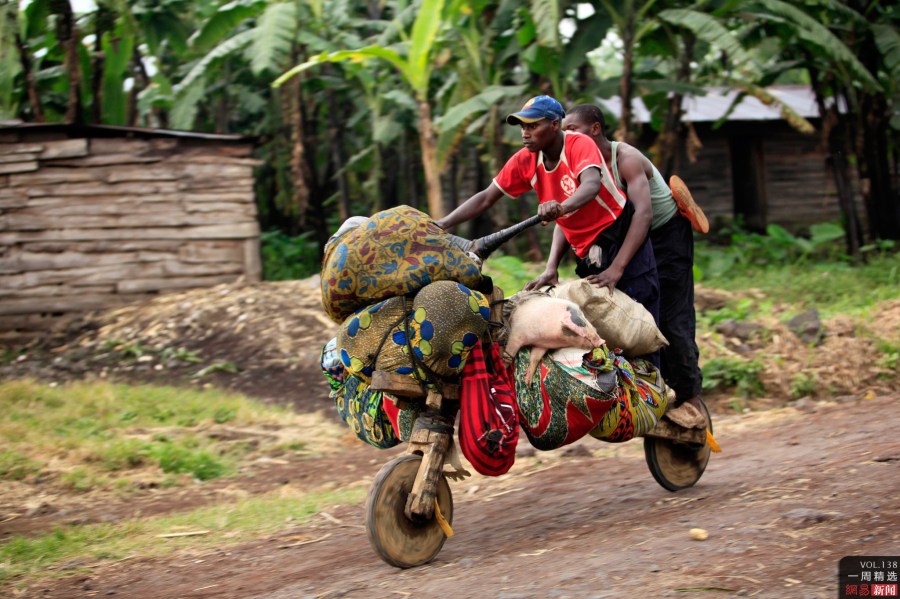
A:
[0,122,256,142]
[598,84,827,124]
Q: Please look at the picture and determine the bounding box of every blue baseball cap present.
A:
[506,95,566,125]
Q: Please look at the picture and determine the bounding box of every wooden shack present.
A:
[0,123,261,344]
[600,85,859,233]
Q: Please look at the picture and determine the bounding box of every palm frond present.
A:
[530,0,560,49]
[734,82,815,134]
[753,0,880,92]
[434,84,526,132]
[101,29,134,125]
[248,2,296,75]
[189,0,266,54]
[872,23,900,77]
[561,10,614,73]
[273,47,410,91]
[658,9,758,76]
[408,0,445,93]
[174,28,255,95]
[170,78,206,130]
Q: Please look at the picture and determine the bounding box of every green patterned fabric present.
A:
[332,372,400,449]
[321,206,483,323]
[514,346,668,450]
[338,281,491,387]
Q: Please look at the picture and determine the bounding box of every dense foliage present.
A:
[2,0,898,259]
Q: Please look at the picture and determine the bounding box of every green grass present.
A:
[0,379,338,489]
[0,487,365,583]
[0,449,41,481]
[481,253,576,295]
[700,357,766,399]
[694,243,900,317]
[482,246,899,319]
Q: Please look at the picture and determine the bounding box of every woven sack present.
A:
[552,279,668,356]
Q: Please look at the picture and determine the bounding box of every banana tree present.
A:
[592,0,663,144]
[733,0,890,247]
[0,0,43,120]
[274,0,452,219]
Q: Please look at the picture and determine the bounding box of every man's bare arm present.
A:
[586,153,652,291]
[436,183,505,230]
[524,224,569,291]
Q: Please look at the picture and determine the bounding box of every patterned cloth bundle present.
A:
[514,345,669,450]
[322,280,491,449]
[320,206,483,323]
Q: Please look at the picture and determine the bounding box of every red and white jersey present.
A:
[493,131,626,258]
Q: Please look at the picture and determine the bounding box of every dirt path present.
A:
[29,392,899,599]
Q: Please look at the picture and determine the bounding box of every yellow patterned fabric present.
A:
[336,296,407,381]
[338,281,491,387]
[321,206,483,323]
[586,352,668,442]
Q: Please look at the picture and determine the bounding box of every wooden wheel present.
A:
[365,454,453,568]
[644,399,713,492]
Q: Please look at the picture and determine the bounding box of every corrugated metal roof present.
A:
[598,84,825,124]
[0,122,256,142]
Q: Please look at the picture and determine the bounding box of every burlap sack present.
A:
[552,279,668,356]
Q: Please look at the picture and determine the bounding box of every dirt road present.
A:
[31,392,899,599]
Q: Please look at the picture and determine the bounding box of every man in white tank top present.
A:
[559,104,706,429]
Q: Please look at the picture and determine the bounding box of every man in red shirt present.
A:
[436,95,660,365]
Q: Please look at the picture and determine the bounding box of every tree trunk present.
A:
[52,0,83,124]
[655,34,694,177]
[325,67,351,222]
[90,5,107,123]
[417,100,445,219]
[843,1,899,242]
[615,0,638,145]
[282,76,312,227]
[807,63,864,255]
[15,30,44,122]
[857,91,899,240]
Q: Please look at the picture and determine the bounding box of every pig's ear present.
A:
[565,304,588,328]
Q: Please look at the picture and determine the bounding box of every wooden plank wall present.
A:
[674,135,734,227]
[0,132,261,343]
[761,131,845,230]
[671,124,856,233]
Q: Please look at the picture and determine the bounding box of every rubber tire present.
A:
[644,399,713,492]
[365,454,453,568]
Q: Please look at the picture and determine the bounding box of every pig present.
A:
[501,291,604,385]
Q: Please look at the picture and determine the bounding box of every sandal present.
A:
[670,175,710,234]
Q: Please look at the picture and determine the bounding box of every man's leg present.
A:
[651,214,704,428]
[651,214,702,402]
